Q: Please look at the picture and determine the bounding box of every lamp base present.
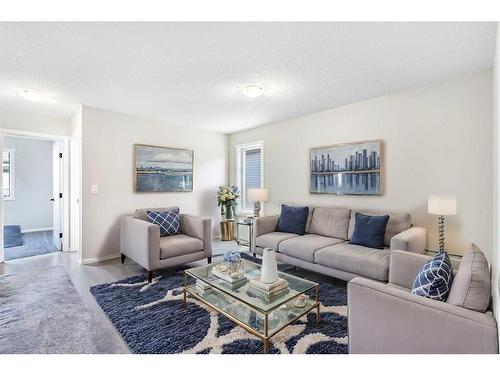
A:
[438,215,445,253]
[253,201,261,217]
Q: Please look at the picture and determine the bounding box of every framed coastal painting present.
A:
[134,144,193,192]
[310,140,382,195]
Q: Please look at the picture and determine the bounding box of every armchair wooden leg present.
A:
[121,254,126,264]
[148,271,153,283]
[207,257,212,264]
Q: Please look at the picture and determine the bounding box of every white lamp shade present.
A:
[428,195,457,215]
[247,188,268,202]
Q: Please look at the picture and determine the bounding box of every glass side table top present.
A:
[185,259,318,313]
[237,219,253,226]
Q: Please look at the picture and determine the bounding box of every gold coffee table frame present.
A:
[183,260,320,353]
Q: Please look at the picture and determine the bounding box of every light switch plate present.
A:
[91,184,99,194]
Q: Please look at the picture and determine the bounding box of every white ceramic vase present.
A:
[261,248,279,284]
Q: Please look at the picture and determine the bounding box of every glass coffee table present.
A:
[183,259,320,353]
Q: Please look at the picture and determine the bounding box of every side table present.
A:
[425,249,462,269]
[236,219,254,255]
[220,220,235,241]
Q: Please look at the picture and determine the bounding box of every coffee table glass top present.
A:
[185,258,318,313]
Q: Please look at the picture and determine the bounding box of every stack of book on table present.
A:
[212,265,247,289]
[248,277,289,301]
[196,280,212,296]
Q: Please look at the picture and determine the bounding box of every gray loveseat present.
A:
[120,207,212,282]
[348,249,498,353]
[252,206,426,282]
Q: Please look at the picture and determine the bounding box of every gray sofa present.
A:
[348,249,498,353]
[120,207,212,282]
[252,206,426,282]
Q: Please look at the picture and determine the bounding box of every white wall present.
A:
[0,108,70,136]
[230,70,493,259]
[4,136,54,231]
[80,106,227,262]
[492,23,500,346]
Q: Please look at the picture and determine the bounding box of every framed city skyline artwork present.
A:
[135,144,193,192]
[310,140,382,195]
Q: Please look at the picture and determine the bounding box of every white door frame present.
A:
[69,135,82,259]
[0,128,71,262]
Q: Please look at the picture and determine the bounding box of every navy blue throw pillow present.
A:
[147,208,181,237]
[412,251,453,301]
[277,205,309,235]
[349,213,389,249]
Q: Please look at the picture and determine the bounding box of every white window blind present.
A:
[236,141,264,213]
[244,148,262,208]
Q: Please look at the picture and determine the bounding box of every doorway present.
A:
[0,130,70,262]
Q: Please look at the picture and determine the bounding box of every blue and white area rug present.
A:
[90,258,348,354]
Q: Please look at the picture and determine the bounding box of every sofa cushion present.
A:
[279,234,344,262]
[411,251,453,301]
[348,210,411,247]
[308,207,351,240]
[305,208,314,233]
[160,234,203,259]
[315,242,391,281]
[277,205,309,235]
[350,213,390,249]
[447,244,491,312]
[255,232,300,251]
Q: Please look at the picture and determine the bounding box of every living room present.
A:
[1,1,500,373]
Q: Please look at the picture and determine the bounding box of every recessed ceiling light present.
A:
[16,88,50,102]
[241,83,265,98]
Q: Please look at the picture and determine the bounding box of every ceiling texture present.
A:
[0,22,496,133]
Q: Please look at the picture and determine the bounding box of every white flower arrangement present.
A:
[217,185,240,207]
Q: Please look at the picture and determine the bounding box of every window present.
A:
[235,141,264,213]
[3,149,15,200]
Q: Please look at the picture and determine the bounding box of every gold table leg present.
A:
[316,285,321,328]
[183,273,187,307]
[263,313,269,354]
[263,338,269,354]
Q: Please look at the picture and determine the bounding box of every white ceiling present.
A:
[0,22,496,134]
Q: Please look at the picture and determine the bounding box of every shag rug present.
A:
[90,255,348,354]
[0,266,126,353]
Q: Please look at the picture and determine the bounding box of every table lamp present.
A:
[247,188,268,217]
[428,195,457,253]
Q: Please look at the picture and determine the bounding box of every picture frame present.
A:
[134,144,194,192]
[309,140,382,195]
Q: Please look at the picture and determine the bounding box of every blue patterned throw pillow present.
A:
[412,251,453,301]
[146,209,181,237]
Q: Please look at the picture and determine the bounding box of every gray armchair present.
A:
[120,207,212,282]
[348,250,498,353]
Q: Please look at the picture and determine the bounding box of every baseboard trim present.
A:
[81,253,120,265]
[21,227,54,234]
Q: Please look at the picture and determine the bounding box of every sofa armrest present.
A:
[390,226,427,254]
[120,215,160,271]
[180,214,212,257]
[389,250,432,289]
[252,215,279,252]
[254,215,279,237]
[348,277,498,353]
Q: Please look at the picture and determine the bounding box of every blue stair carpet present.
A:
[90,254,348,354]
[4,225,23,248]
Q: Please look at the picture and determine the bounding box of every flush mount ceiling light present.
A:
[241,83,265,98]
[16,88,50,102]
